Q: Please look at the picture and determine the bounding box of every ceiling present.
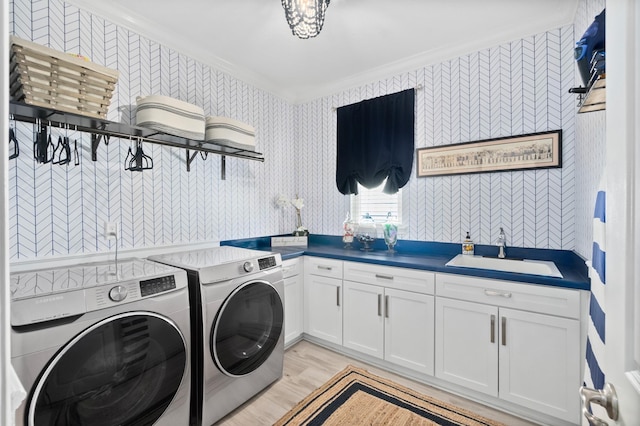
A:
[67,0,578,103]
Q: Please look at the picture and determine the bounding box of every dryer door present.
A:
[211,280,284,377]
[27,312,187,426]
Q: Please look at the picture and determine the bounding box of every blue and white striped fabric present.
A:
[583,178,606,425]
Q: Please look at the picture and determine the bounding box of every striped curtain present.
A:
[583,178,606,425]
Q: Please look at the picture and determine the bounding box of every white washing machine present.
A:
[10,258,191,426]
[149,246,284,426]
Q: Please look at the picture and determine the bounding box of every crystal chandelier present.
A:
[281,0,331,39]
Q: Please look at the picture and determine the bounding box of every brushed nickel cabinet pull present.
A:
[318,265,333,271]
[484,289,512,298]
[385,295,389,318]
[377,294,382,316]
[336,286,340,306]
[490,314,496,343]
[501,316,506,346]
[375,274,394,280]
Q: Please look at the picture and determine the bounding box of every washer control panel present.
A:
[109,285,128,302]
[258,256,277,270]
[140,275,176,297]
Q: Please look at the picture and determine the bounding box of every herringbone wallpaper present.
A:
[298,27,578,250]
[573,0,606,260]
[8,0,597,261]
[8,0,297,260]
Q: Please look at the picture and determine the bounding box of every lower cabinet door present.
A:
[304,274,342,345]
[343,281,384,358]
[498,308,581,423]
[284,273,303,345]
[384,288,434,375]
[435,297,498,396]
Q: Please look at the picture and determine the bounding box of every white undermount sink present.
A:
[445,254,563,278]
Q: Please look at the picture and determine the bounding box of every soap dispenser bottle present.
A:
[462,231,475,255]
[342,212,355,248]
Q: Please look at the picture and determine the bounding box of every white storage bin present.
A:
[135,95,205,140]
[205,116,256,151]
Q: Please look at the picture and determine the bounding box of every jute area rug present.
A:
[275,366,506,426]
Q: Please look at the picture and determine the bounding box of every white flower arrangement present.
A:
[290,196,304,211]
[275,194,308,235]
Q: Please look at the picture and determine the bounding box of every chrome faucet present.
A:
[497,227,507,259]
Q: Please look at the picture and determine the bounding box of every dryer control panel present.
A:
[140,275,176,297]
[258,256,277,270]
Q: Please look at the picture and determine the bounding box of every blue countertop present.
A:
[221,235,590,291]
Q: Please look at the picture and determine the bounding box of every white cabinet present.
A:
[498,306,580,417]
[343,280,384,357]
[435,297,498,395]
[342,261,435,375]
[282,258,303,346]
[303,257,343,345]
[385,287,434,375]
[435,273,581,424]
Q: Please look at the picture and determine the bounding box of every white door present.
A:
[384,288,434,375]
[499,308,581,423]
[284,273,303,345]
[435,297,498,396]
[584,1,640,424]
[304,274,342,344]
[0,7,12,426]
[343,280,383,358]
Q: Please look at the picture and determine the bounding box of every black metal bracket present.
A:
[186,149,199,172]
[91,134,110,161]
[91,134,101,161]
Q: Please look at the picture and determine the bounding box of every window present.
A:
[350,180,402,224]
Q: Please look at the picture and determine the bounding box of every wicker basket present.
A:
[10,36,119,119]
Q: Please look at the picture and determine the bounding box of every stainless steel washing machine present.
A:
[149,247,284,426]
[10,258,191,426]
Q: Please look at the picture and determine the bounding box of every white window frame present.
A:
[350,181,402,225]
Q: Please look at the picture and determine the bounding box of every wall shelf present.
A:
[8,101,264,177]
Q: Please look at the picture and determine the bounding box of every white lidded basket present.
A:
[135,95,205,140]
[9,36,119,119]
[205,116,256,151]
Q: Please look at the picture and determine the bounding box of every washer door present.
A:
[28,312,187,426]
[211,280,284,377]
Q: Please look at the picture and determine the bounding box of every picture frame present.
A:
[416,130,562,177]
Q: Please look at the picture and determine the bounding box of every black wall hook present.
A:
[9,128,19,160]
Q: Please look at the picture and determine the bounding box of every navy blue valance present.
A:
[336,89,415,195]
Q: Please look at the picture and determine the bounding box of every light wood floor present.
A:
[217,340,538,426]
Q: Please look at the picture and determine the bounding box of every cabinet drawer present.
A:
[435,273,580,319]
[282,258,302,279]
[305,256,343,279]
[343,261,435,295]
